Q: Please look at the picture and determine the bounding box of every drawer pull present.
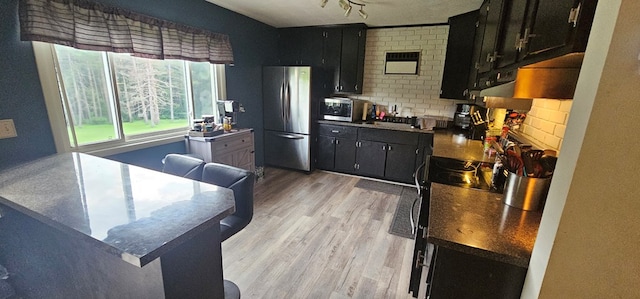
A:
[331,130,340,133]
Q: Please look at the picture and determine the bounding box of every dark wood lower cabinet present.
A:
[384,143,418,183]
[355,140,386,177]
[427,246,527,299]
[335,138,357,173]
[317,135,337,170]
[316,123,433,184]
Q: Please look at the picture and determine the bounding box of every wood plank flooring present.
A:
[222,168,416,299]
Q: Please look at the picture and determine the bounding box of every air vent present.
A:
[385,51,420,75]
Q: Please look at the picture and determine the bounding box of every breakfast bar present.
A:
[0,153,235,298]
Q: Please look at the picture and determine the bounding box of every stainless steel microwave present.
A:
[321,98,365,122]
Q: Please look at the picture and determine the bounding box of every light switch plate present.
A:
[0,119,18,139]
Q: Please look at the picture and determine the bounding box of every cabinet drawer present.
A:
[318,124,358,139]
[358,128,420,145]
[211,132,253,154]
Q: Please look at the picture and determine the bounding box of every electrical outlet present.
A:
[0,119,18,139]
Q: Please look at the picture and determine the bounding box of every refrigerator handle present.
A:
[280,83,285,121]
[285,82,291,123]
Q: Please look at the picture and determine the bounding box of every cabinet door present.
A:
[356,140,386,177]
[468,0,489,90]
[477,0,505,74]
[317,135,336,170]
[278,28,301,65]
[384,143,418,183]
[440,10,479,100]
[338,26,366,94]
[278,27,323,66]
[495,0,529,69]
[523,0,577,57]
[335,138,357,173]
[322,27,342,93]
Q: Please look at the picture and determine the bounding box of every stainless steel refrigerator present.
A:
[263,66,327,172]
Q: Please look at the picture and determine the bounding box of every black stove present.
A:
[427,156,497,192]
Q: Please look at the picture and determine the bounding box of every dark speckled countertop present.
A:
[428,130,542,268]
[0,153,235,267]
[317,119,434,133]
[427,183,541,267]
[433,130,496,163]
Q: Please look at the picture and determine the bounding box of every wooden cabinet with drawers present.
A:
[185,129,255,173]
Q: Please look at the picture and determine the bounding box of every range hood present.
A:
[474,53,584,107]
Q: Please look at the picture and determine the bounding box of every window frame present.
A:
[32,42,227,157]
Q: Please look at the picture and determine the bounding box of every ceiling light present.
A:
[338,0,349,10]
[358,8,368,19]
[324,0,369,20]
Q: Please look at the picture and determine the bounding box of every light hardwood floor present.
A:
[222,167,416,299]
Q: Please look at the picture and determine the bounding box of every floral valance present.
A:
[19,0,234,64]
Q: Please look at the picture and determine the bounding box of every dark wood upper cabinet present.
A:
[440,10,479,100]
[477,0,506,74]
[278,27,323,66]
[277,24,366,95]
[337,26,366,94]
[495,0,529,69]
[521,0,596,60]
[469,0,597,90]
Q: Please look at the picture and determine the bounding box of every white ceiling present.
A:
[205,0,483,28]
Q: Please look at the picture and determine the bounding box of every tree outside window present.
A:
[53,45,221,147]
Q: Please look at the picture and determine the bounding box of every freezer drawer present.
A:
[264,131,311,171]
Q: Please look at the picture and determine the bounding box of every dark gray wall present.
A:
[0,0,278,171]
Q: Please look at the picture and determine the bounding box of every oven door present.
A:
[408,181,431,297]
[409,154,432,297]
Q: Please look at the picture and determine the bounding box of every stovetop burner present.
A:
[428,156,497,192]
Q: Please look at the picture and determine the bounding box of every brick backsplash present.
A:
[517,99,572,152]
[351,26,466,118]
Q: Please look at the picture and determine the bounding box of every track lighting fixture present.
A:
[322,0,368,20]
[358,7,368,19]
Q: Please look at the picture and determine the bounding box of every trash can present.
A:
[502,171,551,211]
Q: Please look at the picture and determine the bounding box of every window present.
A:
[34,42,226,155]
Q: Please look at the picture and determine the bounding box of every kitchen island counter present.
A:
[0,152,235,298]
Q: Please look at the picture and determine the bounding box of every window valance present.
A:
[19,0,234,64]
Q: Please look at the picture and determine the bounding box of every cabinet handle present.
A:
[568,3,581,27]
[415,148,420,155]
[335,139,340,145]
[415,250,427,268]
[382,145,386,151]
[331,130,340,133]
[388,145,392,151]
[355,84,358,91]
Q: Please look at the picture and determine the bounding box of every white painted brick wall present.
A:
[352,26,466,118]
[518,99,573,152]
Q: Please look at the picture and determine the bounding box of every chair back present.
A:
[202,163,255,226]
[162,154,206,181]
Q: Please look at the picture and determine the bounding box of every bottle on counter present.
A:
[371,104,377,120]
